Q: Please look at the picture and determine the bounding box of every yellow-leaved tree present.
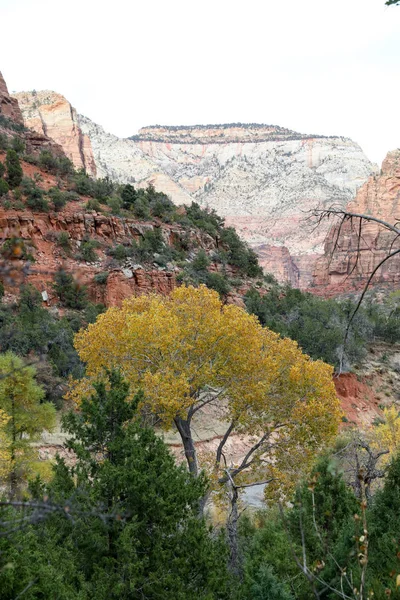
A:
[371,405,400,461]
[72,285,340,494]
[72,285,341,571]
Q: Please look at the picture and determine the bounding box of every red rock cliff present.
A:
[0,71,23,125]
[312,149,400,296]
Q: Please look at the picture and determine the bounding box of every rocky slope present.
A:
[14,91,97,176]
[0,151,254,309]
[88,122,376,288]
[11,87,375,287]
[312,149,400,296]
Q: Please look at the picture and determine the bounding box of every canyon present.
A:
[13,91,375,288]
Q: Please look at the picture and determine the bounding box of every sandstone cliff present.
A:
[0,71,23,126]
[12,87,375,287]
[13,91,97,176]
[83,122,375,287]
[312,149,400,296]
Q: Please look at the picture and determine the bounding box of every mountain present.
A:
[312,149,400,296]
[14,90,97,176]
[12,91,375,288]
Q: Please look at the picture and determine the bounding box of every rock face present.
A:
[0,71,23,125]
[13,91,96,176]
[12,87,375,286]
[81,122,375,287]
[312,149,400,296]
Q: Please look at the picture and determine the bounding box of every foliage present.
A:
[0,237,34,261]
[185,201,225,236]
[11,136,25,154]
[53,269,88,309]
[5,149,23,188]
[39,150,74,177]
[56,231,72,254]
[72,285,341,506]
[245,286,372,369]
[370,406,400,467]
[368,452,400,597]
[0,371,230,599]
[21,177,49,211]
[78,238,100,263]
[0,352,56,495]
[94,271,109,285]
[0,178,9,196]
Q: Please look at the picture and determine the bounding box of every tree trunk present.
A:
[227,480,242,578]
[9,393,17,499]
[174,416,198,477]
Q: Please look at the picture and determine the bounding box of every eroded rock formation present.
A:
[312,149,400,296]
[0,71,23,126]
[80,122,376,287]
[13,91,96,176]
[12,88,375,286]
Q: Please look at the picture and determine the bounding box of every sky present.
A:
[1,0,399,164]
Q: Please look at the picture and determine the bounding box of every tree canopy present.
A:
[72,285,341,502]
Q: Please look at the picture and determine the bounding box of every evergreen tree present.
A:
[0,352,56,496]
[121,183,137,208]
[5,149,23,188]
[0,371,230,599]
[368,453,400,598]
[53,268,88,309]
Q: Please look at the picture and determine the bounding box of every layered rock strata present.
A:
[11,85,375,286]
[14,91,96,176]
[82,123,376,287]
[0,71,23,125]
[312,150,400,296]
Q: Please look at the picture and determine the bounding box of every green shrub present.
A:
[94,271,109,285]
[79,238,100,263]
[53,268,88,309]
[192,249,210,272]
[107,195,122,214]
[39,151,74,177]
[0,162,5,178]
[85,198,101,212]
[121,183,137,208]
[56,231,71,254]
[0,178,9,196]
[47,187,67,211]
[11,136,25,154]
[205,272,231,297]
[0,133,9,150]
[108,244,130,261]
[5,149,23,188]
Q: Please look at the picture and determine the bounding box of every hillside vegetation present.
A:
[0,133,400,600]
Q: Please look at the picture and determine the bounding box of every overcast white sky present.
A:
[1,0,399,164]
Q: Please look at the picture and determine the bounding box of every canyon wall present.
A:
[0,71,23,126]
[81,122,376,288]
[11,87,375,286]
[312,149,400,296]
[14,91,97,176]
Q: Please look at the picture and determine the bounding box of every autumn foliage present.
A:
[72,286,341,497]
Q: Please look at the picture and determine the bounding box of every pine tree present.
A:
[0,352,56,496]
[0,371,230,599]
